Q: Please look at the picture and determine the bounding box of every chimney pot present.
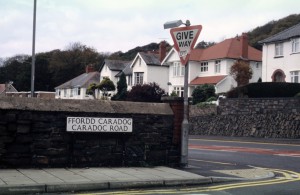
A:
[159,41,167,62]
[86,64,95,73]
[241,33,248,59]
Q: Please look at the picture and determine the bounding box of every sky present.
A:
[0,0,299,58]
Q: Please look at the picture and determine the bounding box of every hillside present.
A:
[247,14,300,50]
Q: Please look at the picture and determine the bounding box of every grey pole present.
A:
[181,61,189,167]
[31,0,37,98]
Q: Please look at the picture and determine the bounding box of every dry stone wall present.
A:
[190,98,300,138]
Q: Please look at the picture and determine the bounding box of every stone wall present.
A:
[0,97,180,168]
[190,98,300,138]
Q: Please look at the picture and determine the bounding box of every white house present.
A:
[259,23,300,82]
[115,63,133,90]
[130,41,169,92]
[99,59,131,95]
[55,65,100,99]
[162,33,262,96]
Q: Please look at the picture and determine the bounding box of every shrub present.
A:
[192,84,216,104]
[227,82,300,98]
[126,82,166,102]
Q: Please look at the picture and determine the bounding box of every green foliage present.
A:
[0,42,107,92]
[126,82,165,102]
[98,77,116,97]
[227,82,300,98]
[230,60,253,87]
[86,83,98,99]
[170,91,178,97]
[195,41,216,49]
[248,14,300,50]
[206,96,217,102]
[108,42,171,61]
[112,73,128,101]
[192,84,216,105]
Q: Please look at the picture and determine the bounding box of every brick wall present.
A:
[0,97,180,168]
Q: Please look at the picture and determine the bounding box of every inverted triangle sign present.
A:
[170,25,202,65]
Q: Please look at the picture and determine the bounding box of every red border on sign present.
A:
[170,25,202,65]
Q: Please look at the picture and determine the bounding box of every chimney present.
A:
[85,64,95,73]
[159,41,167,62]
[241,33,248,59]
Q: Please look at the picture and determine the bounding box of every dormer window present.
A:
[275,43,283,57]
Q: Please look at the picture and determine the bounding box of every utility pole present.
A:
[31,0,37,98]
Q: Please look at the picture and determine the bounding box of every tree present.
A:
[112,73,127,101]
[192,84,216,105]
[86,83,98,99]
[195,41,216,49]
[230,60,253,87]
[126,82,165,102]
[98,77,116,99]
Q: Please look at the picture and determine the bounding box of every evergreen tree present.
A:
[112,73,127,101]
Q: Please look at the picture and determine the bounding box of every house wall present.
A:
[0,97,180,168]
[262,41,300,82]
[147,66,169,92]
[55,88,93,100]
[132,56,147,85]
[190,98,300,138]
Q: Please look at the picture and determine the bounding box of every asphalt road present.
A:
[185,135,300,194]
[71,136,300,195]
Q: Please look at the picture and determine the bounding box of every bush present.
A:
[192,84,216,104]
[227,82,300,98]
[126,82,166,102]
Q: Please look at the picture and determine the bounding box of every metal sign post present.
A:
[167,23,202,167]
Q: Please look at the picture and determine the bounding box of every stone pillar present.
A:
[162,97,184,144]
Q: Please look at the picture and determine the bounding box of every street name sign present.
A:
[67,117,132,133]
[170,25,202,65]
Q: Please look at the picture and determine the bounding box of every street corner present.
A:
[210,166,275,181]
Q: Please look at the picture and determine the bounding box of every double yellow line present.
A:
[78,168,300,195]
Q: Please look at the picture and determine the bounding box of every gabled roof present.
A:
[190,37,262,62]
[116,62,133,77]
[102,59,130,71]
[259,23,300,44]
[55,72,100,89]
[0,84,18,94]
[139,52,161,66]
[189,75,227,85]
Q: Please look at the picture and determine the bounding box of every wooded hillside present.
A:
[0,14,299,92]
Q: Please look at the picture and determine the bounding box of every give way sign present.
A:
[170,25,202,65]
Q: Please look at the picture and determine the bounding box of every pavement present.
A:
[0,166,274,195]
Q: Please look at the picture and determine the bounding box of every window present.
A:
[70,89,74,97]
[64,89,67,97]
[291,71,299,83]
[77,88,81,96]
[173,86,184,97]
[200,62,208,72]
[138,58,141,66]
[292,38,300,53]
[128,75,132,86]
[134,72,144,85]
[173,62,185,76]
[215,60,221,73]
[275,43,283,57]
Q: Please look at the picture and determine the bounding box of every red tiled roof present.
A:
[189,37,262,62]
[189,75,227,85]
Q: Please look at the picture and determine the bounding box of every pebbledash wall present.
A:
[0,97,182,168]
[190,98,300,138]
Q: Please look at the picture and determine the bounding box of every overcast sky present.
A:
[0,0,299,58]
